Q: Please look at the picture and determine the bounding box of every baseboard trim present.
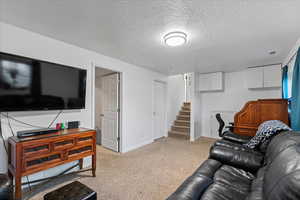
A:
[123,139,154,153]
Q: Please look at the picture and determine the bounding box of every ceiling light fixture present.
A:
[164,31,187,47]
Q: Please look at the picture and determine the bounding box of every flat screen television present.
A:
[0,52,86,111]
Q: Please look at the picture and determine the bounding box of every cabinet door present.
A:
[198,72,223,91]
[263,64,281,88]
[246,68,263,88]
[211,72,223,91]
[198,73,212,91]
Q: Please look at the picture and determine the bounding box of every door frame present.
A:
[91,64,122,152]
[152,80,168,140]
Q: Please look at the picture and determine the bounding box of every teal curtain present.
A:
[291,47,300,130]
[282,65,289,99]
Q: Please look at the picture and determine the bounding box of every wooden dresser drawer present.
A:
[68,144,93,158]
[76,134,94,145]
[23,152,62,170]
[53,138,75,151]
[23,143,51,157]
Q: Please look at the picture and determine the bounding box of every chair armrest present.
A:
[209,146,263,172]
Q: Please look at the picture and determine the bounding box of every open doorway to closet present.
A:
[94,67,121,152]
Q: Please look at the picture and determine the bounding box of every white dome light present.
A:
[164,31,187,47]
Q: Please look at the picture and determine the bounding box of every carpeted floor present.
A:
[27,136,216,200]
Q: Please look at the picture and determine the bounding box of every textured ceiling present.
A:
[1,0,300,75]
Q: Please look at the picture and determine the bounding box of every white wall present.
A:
[190,73,202,141]
[196,70,281,138]
[0,22,167,177]
[283,37,300,66]
[167,74,185,129]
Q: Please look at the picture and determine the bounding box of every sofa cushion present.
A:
[166,159,222,200]
[193,158,222,178]
[200,165,254,200]
[245,167,265,200]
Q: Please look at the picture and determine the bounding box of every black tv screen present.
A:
[0,52,86,111]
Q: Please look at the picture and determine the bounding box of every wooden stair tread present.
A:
[178,114,190,117]
[172,125,190,129]
[175,120,190,123]
[168,131,189,136]
[180,111,190,113]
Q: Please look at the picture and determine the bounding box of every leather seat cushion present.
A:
[200,165,254,200]
[167,159,222,200]
[193,158,222,178]
[245,167,265,200]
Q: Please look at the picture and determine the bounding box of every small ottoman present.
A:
[0,174,11,200]
[44,181,97,200]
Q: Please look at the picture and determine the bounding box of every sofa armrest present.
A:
[166,175,212,200]
[222,131,252,144]
[209,146,263,172]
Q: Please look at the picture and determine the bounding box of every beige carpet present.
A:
[27,136,216,200]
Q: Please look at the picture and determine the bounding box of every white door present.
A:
[101,73,119,152]
[153,81,166,140]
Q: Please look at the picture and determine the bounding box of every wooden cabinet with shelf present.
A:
[8,128,96,200]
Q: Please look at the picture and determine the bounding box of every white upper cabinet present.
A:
[198,72,223,92]
[263,64,281,88]
[246,67,264,88]
[246,64,281,89]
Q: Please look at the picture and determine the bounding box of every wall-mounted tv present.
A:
[0,52,87,111]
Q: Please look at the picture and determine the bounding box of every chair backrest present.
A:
[215,113,225,137]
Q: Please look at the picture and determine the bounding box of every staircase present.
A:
[169,102,190,139]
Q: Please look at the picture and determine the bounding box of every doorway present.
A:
[94,67,121,152]
[153,81,167,140]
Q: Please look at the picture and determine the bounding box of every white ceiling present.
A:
[1,0,300,75]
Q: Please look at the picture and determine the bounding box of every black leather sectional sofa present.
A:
[167,131,300,200]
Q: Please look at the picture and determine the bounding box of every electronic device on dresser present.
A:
[17,128,57,138]
[67,121,80,129]
[8,128,97,200]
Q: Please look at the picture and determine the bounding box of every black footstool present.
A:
[0,174,12,200]
[44,181,97,200]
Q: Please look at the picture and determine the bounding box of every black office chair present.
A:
[216,113,252,144]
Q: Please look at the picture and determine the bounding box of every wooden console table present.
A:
[7,128,97,200]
